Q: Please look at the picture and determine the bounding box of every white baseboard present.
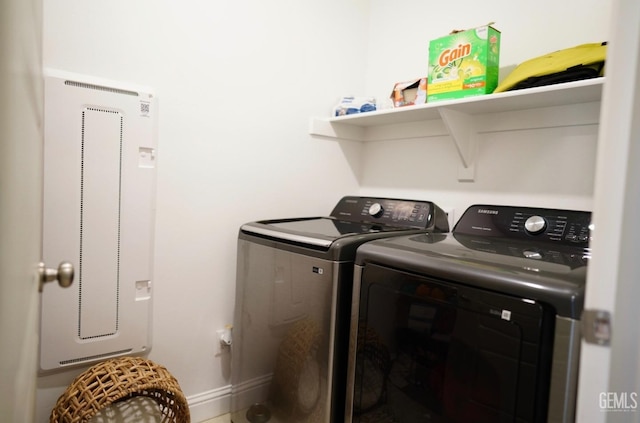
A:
[187,374,274,423]
[187,384,232,423]
[231,374,272,412]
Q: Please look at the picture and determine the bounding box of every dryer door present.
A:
[348,263,555,423]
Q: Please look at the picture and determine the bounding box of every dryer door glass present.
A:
[350,263,555,423]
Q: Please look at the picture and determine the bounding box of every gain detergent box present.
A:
[427,25,500,102]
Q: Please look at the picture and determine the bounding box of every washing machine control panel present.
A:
[454,205,592,247]
[330,196,449,231]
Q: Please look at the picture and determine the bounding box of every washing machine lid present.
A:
[240,196,450,251]
[241,217,417,249]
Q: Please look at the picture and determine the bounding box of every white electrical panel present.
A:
[39,70,157,373]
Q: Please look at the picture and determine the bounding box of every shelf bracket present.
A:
[309,118,365,141]
[438,107,477,182]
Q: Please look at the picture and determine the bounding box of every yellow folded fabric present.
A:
[494,42,607,93]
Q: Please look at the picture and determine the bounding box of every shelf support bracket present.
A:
[439,107,477,182]
[309,118,365,141]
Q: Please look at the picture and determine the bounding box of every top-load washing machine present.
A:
[231,196,449,423]
[347,204,591,423]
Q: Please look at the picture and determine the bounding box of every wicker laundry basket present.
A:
[50,356,190,423]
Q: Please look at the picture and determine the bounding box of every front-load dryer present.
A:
[347,204,591,423]
[231,196,449,423]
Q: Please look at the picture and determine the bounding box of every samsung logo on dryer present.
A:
[477,209,499,215]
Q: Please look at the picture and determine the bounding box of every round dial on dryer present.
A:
[524,215,547,235]
[368,203,384,218]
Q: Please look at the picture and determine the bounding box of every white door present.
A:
[576,0,640,420]
[0,0,44,421]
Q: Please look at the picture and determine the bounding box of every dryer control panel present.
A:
[453,204,592,247]
[330,196,449,232]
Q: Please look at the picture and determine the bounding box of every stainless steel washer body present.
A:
[231,196,449,423]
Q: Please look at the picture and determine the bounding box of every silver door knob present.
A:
[38,261,74,292]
